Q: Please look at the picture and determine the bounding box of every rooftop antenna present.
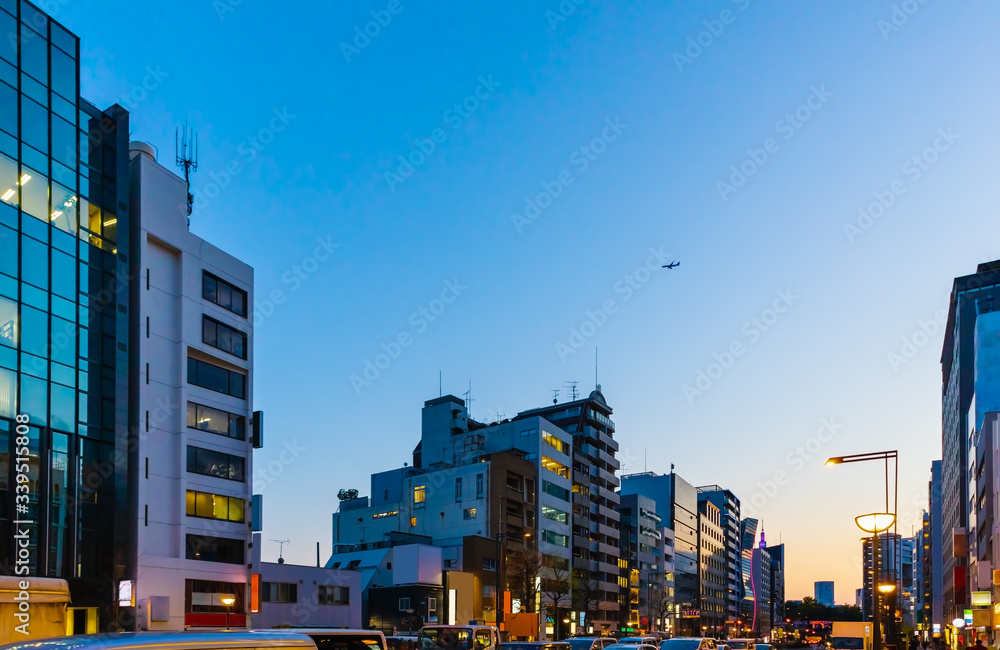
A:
[463,380,473,417]
[551,389,559,405]
[175,122,198,222]
[564,380,579,401]
[269,538,290,564]
[595,347,598,390]
[439,371,442,397]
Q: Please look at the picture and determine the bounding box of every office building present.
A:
[621,470,699,636]
[619,493,664,631]
[928,460,943,633]
[698,486,741,634]
[814,581,834,607]
[940,260,1000,620]
[129,143,257,630]
[0,0,132,632]
[697,498,726,636]
[766,544,784,633]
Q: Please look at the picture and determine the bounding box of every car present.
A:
[255,628,388,650]
[659,638,719,650]
[0,632,318,650]
[725,640,755,650]
[567,638,618,650]
[418,625,501,650]
[620,640,658,647]
[718,644,731,650]
[605,644,658,650]
[500,644,571,650]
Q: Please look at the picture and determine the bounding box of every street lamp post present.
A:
[827,451,900,649]
[221,594,236,631]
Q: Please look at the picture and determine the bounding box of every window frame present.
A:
[188,357,246,399]
[186,401,246,440]
[202,314,248,360]
[186,445,246,483]
[203,270,248,318]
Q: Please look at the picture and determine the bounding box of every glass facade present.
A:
[0,0,132,632]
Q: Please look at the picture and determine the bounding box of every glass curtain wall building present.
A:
[0,0,133,632]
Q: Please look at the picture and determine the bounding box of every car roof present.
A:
[1,632,316,650]
[256,629,385,636]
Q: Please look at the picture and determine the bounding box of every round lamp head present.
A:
[952,618,966,628]
[855,512,896,533]
[877,583,897,594]
[221,595,236,606]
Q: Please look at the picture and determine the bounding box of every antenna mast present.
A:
[564,380,579,401]
[551,389,559,405]
[175,122,199,221]
[463,380,473,417]
[269,538,290,564]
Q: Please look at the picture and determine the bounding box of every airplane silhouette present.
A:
[662,261,680,269]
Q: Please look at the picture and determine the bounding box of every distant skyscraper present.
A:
[815,581,835,607]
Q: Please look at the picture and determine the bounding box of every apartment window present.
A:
[319,585,349,605]
[188,357,246,399]
[260,581,298,603]
[186,446,246,482]
[187,402,246,440]
[410,517,417,527]
[483,558,497,571]
[542,481,570,502]
[520,428,536,437]
[399,597,411,611]
[413,485,426,506]
[525,479,535,504]
[203,271,248,317]
[202,315,247,359]
[185,490,245,522]
[455,477,462,501]
[185,534,245,564]
[542,430,569,455]
[464,507,477,520]
[541,456,569,479]
[542,505,569,525]
[476,474,484,498]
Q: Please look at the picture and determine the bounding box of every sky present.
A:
[55,0,1000,603]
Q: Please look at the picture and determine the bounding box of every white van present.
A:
[0,631,317,650]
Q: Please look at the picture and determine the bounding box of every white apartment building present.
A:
[129,142,257,630]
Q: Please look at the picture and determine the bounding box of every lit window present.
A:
[413,485,426,505]
[541,456,569,479]
[542,431,569,455]
[464,508,477,520]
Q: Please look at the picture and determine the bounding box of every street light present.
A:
[827,451,899,650]
[221,594,235,630]
[854,513,894,650]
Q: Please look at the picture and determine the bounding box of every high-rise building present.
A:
[697,498,726,636]
[129,143,257,630]
[814,581,834,607]
[928,460,943,633]
[766,544,784,632]
[697,486,741,633]
[0,0,133,632]
[619,494,664,631]
[739,519,759,629]
[940,260,1000,620]
[621,470,699,636]
[861,532,911,642]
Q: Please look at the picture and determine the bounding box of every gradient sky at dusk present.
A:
[56,0,1000,602]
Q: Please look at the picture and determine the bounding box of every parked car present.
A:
[567,638,618,650]
[658,638,719,650]
[620,639,658,647]
[256,627,388,650]
[419,625,501,650]
[1,632,317,650]
[605,644,658,650]
[725,640,755,650]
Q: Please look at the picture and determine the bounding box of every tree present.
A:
[572,574,602,626]
[507,548,542,613]
[542,562,571,640]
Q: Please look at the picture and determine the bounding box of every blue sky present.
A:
[60,0,1000,600]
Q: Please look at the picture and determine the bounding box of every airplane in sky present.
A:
[662,261,680,269]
